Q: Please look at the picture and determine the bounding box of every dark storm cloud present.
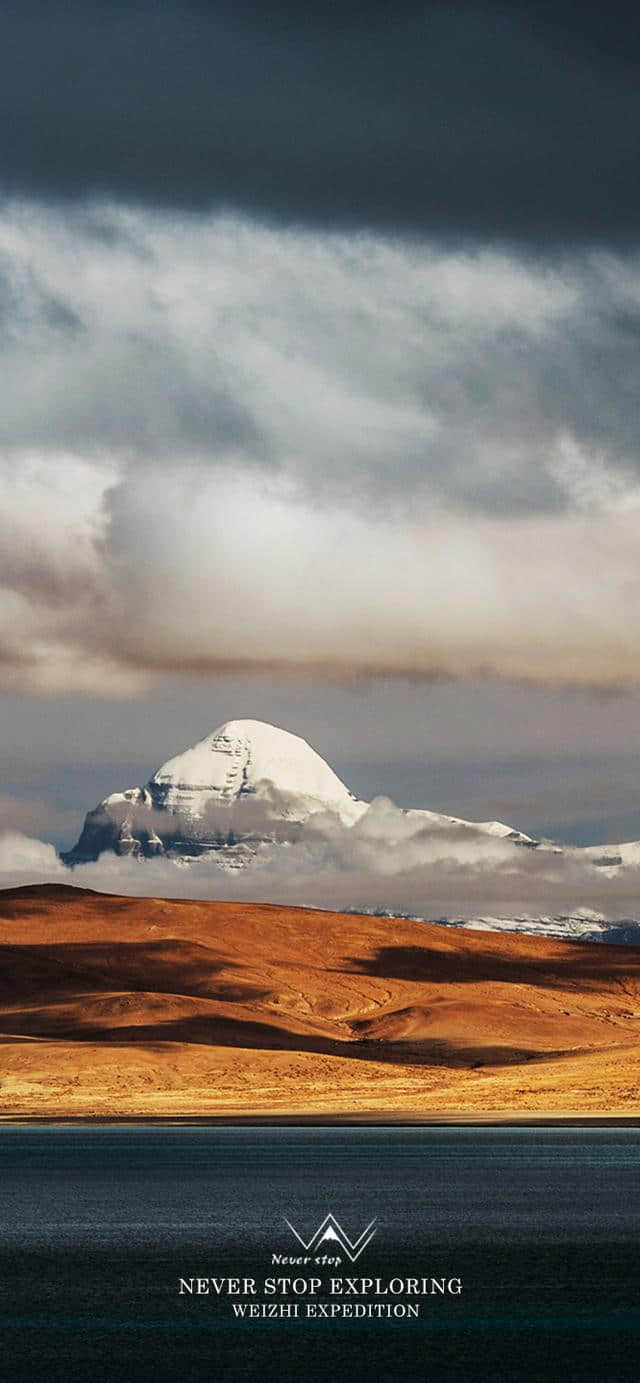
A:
[1,1,640,240]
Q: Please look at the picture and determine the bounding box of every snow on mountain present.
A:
[60,718,640,949]
[405,806,535,847]
[579,840,640,871]
[149,719,366,825]
[65,720,367,864]
[64,717,530,867]
[344,905,640,946]
[440,913,640,944]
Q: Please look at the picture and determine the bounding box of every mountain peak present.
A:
[151,719,361,820]
[63,717,529,870]
[65,719,367,865]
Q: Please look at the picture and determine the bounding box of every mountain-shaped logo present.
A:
[284,1212,377,1263]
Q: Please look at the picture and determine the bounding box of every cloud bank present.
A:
[3,794,640,927]
[3,203,640,693]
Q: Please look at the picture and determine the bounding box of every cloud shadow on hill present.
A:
[342,941,640,992]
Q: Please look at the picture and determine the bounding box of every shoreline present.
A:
[2,1113,640,1127]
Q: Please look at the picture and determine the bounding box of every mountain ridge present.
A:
[58,719,640,949]
[64,717,531,866]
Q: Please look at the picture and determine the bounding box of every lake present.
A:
[0,1125,639,1381]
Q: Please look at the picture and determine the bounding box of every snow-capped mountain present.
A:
[64,720,366,865]
[64,718,532,866]
[57,718,640,945]
[152,719,365,825]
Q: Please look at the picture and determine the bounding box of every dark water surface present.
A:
[1,1125,639,1382]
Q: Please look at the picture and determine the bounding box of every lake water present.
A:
[0,1125,639,1382]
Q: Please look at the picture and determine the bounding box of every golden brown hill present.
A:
[1,883,640,1118]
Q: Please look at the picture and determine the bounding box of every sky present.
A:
[3,1,640,862]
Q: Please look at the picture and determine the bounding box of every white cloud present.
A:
[2,202,640,692]
[0,831,64,882]
[3,443,640,692]
[2,802,640,926]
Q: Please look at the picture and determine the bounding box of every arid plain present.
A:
[1,884,639,1118]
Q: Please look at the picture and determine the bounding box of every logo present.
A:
[284,1212,377,1263]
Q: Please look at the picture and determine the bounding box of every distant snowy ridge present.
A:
[343,907,640,945]
[449,914,640,944]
